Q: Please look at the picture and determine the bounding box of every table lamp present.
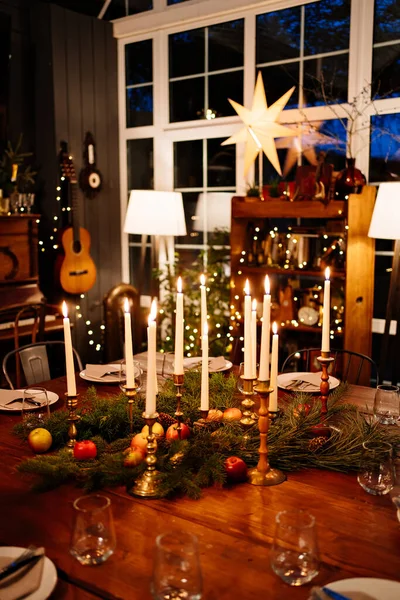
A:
[124,190,187,296]
[368,182,400,384]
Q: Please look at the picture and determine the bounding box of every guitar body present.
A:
[60,226,97,294]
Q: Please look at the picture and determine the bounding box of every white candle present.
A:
[62,301,76,396]
[200,323,209,411]
[174,277,184,375]
[146,299,157,415]
[269,322,279,411]
[251,299,257,379]
[124,298,135,388]
[259,275,271,381]
[200,273,207,338]
[321,267,331,353]
[244,279,252,379]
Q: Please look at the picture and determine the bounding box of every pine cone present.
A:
[308,436,328,453]
[158,412,177,430]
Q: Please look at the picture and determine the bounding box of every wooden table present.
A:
[0,377,399,600]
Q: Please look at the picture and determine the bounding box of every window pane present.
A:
[372,44,400,99]
[174,140,203,188]
[208,71,243,118]
[126,86,153,127]
[125,40,153,86]
[256,7,300,63]
[207,138,236,187]
[128,0,152,14]
[304,54,348,106]
[370,113,400,182]
[208,19,244,72]
[373,254,392,318]
[304,0,350,55]
[258,63,299,109]
[127,138,153,190]
[177,192,203,245]
[169,28,205,78]
[168,0,191,4]
[374,0,400,43]
[170,77,204,122]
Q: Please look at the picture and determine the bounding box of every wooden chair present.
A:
[281,348,378,387]
[3,341,83,389]
[103,283,141,363]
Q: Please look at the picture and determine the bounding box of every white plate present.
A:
[0,547,57,599]
[277,371,340,392]
[0,390,59,412]
[183,357,233,373]
[326,577,400,600]
[79,364,142,383]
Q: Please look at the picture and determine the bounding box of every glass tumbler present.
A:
[151,531,202,600]
[70,495,116,565]
[270,509,319,586]
[237,362,258,394]
[22,387,50,428]
[119,360,142,394]
[374,385,400,425]
[357,441,395,496]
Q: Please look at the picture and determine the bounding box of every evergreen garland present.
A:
[15,372,399,499]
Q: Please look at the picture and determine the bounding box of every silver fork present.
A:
[99,371,120,378]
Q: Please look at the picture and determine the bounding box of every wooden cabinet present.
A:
[230,187,376,376]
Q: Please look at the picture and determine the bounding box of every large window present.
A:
[125,39,153,128]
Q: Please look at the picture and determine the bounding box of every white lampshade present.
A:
[193,192,232,232]
[124,190,187,236]
[368,182,400,240]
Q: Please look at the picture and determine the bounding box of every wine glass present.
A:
[357,441,395,496]
[373,385,400,425]
[70,495,116,565]
[22,386,50,428]
[236,362,258,394]
[119,360,142,393]
[151,531,202,600]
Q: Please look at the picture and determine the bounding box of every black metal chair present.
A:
[281,348,378,387]
[3,341,83,389]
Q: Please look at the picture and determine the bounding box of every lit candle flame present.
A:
[265,275,270,295]
[244,279,250,295]
[62,301,68,318]
[252,299,257,311]
[325,267,330,280]
[272,322,278,335]
[200,273,206,286]
[124,298,129,313]
[177,276,182,293]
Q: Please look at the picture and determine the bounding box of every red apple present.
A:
[224,456,248,483]
[141,422,164,438]
[131,433,148,453]
[206,409,223,422]
[73,440,97,460]
[123,447,145,467]
[293,403,311,418]
[223,407,242,422]
[166,423,190,441]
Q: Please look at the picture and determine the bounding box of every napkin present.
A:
[85,364,121,379]
[284,372,329,389]
[0,548,45,600]
[183,356,227,372]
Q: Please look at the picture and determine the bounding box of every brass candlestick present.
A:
[318,353,335,417]
[173,373,184,439]
[240,376,257,429]
[129,412,160,498]
[65,393,80,452]
[248,381,286,486]
[121,384,138,433]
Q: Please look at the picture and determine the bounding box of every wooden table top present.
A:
[0,376,399,600]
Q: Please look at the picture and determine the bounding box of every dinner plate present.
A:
[79,363,142,383]
[277,371,340,392]
[183,357,233,373]
[0,547,57,599]
[326,577,400,599]
[0,390,59,412]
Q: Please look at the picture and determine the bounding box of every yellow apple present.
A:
[141,422,164,438]
[223,408,242,422]
[123,447,145,467]
[131,433,148,453]
[27,428,52,454]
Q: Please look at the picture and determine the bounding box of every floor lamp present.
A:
[124,190,187,298]
[368,182,400,384]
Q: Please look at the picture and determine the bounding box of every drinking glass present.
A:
[270,509,319,586]
[119,360,142,393]
[357,441,395,496]
[70,495,116,565]
[22,387,50,428]
[374,385,400,425]
[237,362,258,394]
[151,531,202,600]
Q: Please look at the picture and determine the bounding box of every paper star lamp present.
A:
[221,72,297,176]
[275,122,345,177]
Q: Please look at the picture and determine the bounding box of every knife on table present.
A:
[0,553,42,582]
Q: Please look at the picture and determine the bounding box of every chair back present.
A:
[3,341,83,389]
[281,348,378,387]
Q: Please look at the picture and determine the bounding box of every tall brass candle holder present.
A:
[121,384,138,433]
[129,411,160,498]
[240,376,257,429]
[248,381,286,486]
[309,352,334,437]
[173,373,184,438]
[65,393,80,452]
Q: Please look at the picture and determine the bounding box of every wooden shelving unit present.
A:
[230,187,376,383]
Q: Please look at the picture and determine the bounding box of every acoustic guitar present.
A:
[58,143,97,295]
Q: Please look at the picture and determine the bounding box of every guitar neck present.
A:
[71,182,80,242]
